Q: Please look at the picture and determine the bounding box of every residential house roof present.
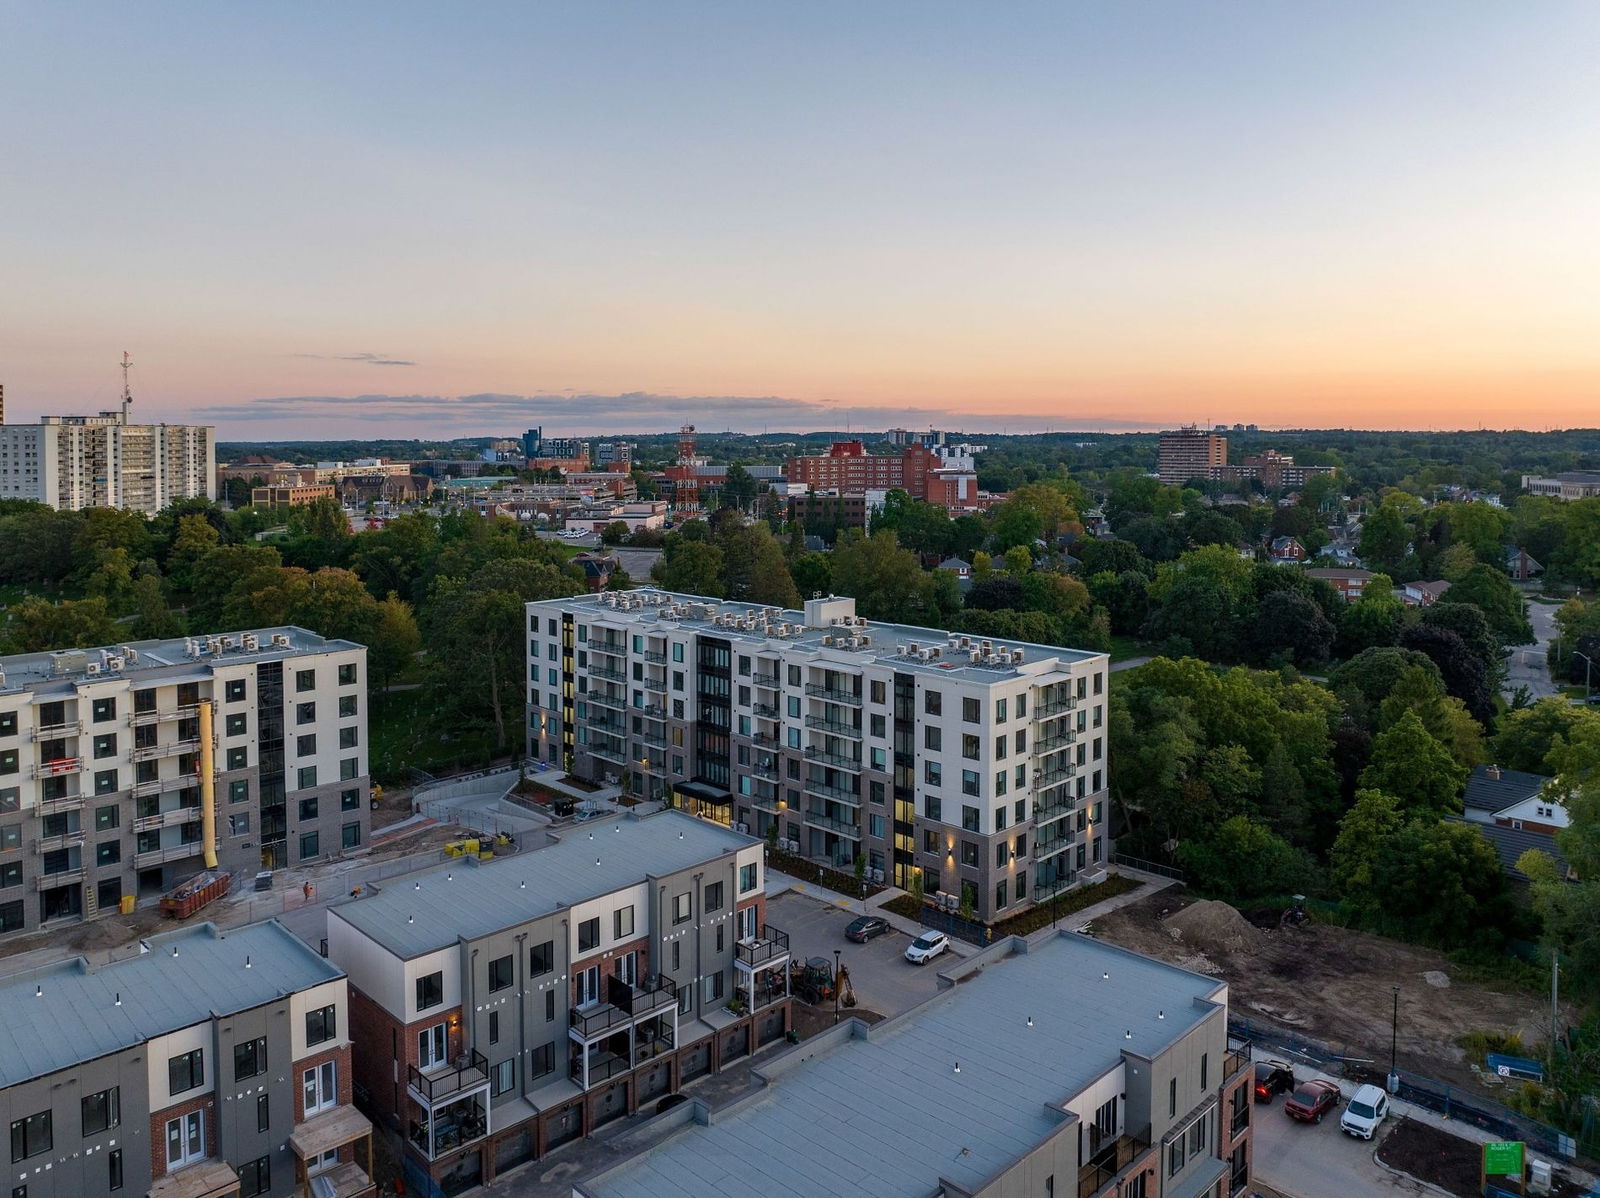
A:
[1463,765,1548,815]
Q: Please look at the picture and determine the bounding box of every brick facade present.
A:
[291,1044,354,1122]
[148,1093,216,1178]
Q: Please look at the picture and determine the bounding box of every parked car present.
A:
[1253,1060,1295,1103]
[904,930,950,965]
[1339,1084,1390,1139]
[1283,1079,1341,1124]
[845,915,892,943]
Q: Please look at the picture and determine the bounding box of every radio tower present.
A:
[119,351,134,424]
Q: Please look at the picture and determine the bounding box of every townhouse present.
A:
[0,629,371,938]
[527,591,1111,925]
[326,811,784,1198]
[0,920,370,1198]
[580,930,1255,1198]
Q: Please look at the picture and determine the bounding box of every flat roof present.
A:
[586,933,1225,1198]
[0,626,362,694]
[533,590,1104,683]
[0,921,343,1089]
[333,810,750,958]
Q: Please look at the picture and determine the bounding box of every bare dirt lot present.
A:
[1091,890,1572,1092]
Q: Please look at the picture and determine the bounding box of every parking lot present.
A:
[1250,1082,1406,1198]
[767,890,949,1020]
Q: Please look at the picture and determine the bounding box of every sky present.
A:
[2,2,1598,439]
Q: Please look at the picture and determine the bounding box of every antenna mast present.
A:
[120,351,133,424]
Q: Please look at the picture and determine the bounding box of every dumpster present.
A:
[159,871,233,919]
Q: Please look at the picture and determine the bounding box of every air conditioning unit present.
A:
[106,656,125,672]
[84,662,102,676]
[271,634,291,647]
[871,869,884,883]
[821,635,833,646]
[241,634,260,651]
[734,822,748,834]
[859,635,870,647]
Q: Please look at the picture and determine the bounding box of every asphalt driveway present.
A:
[767,890,946,1020]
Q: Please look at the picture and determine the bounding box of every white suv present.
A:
[1339,1084,1390,1139]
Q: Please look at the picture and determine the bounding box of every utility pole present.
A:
[119,351,134,424]
[1388,986,1400,1094]
[1551,951,1561,1064]
[1575,651,1594,701]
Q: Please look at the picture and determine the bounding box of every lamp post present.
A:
[1388,986,1400,1094]
[1574,650,1595,702]
[833,949,842,1024]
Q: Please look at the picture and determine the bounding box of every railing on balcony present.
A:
[408,1049,489,1105]
[132,841,206,870]
[804,746,861,772]
[133,806,202,833]
[1077,1125,1150,1198]
[638,731,667,750]
[1034,729,1077,754]
[641,673,667,692]
[803,778,860,805]
[751,702,779,720]
[36,792,86,814]
[35,867,85,890]
[751,672,780,689]
[1033,695,1075,721]
[32,757,83,779]
[801,809,861,839]
[1033,762,1076,788]
[1035,830,1076,860]
[588,663,627,683]
[1224,1035,1252,1083]
[1033,791,1075,822]
[1033,872,1078,903]
[735,924,789,969]
[591,637,627,656]
[751,761,779,782]
[804,684,861,706]
[131,738,200,763]
[586,689,627,711]
[130,704,201,728]
[641,649,667,665]
[751,732,780,750]
[571,1051,631,1086]
[587,736,628,764]
[570,975,678,1039]
[29,721,82,741]
[33,831,85,854]
[803,716,861,739]
[586,711,626,734]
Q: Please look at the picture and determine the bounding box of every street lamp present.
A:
[1574,651,1595,702]
[1388,986,1400,1094]
[833,949,842,1023]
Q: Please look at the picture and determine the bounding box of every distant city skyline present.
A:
[3,3,1598,438]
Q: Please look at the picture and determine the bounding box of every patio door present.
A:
[303,1060,337,1116]
[616,951,637,987]
[418,1023,448,1069]
[165,1111,204,1171]
[738,905,757,941]
[575,965,601,1007]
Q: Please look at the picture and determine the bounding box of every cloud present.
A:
[290,352,416,366]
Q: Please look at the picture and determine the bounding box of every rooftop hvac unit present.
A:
[106,656,125,672]
[970,650,982,663]
[122,647,139,663]
[271,634,291,647]
[84,662,101,676]
[871,869,885,883]
[221,635,236,649]
[1012,649,1025,663]
[907,642,919,654]
[930,646,941,658]
[0,670,6,689]
[734,822,748,834]
[241,634,260,652]
[822,635,833,646]
[961,636,972,649]
[859,635,870,647]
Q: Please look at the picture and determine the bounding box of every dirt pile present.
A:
[1163,899,1263,957]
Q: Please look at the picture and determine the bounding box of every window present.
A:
[0,711,14,737]
[923,830,938,854]
[869,813,885,838]
[338,663,358,686]
[81,1087,120,1135]
[924,726,941,751]
[239,1157,270,1198]
[300,831,320,859]
[926,795,942,822]
[303,1060,336,1115]
[1167,1137,1183,1178]
[225,713,247,736]
[166,1111,205,1171]
[9,1112,49,1163]
[92,697,116,723]
[296,669,316,692]
[0,752,14,778]
[298,766,318,789]
[416,971,444,1011]
[0,862,22,889]
[95,805,119,831]
[1201,1052,1208,1091]
[169,1048,204,1095]
[492,1058,515,1096]
[339,694,358,718]
[995,880,1007,909]
[961,805,979,832]
[962,734,979,760]
[673,892,692,923]
[546,990,556,1021]
[341,787,360,811]
[704,971,724,1002]
[225,679,246,702]
[0,901,20,932]
[962,696,980,723]
[615,905,634,939]
[234,1036,267,1081]
[739,863,757,892]
[996,842,1009,867]
[229,779,249,803]
[995,698,1008,722]
[306,1004,336,1046]
[488,1010,500,1044]
[0,827,16,852]
[341,821,361,850]
[530,1042,555,1079]
[870,714,886,738]
[995,771,1008,797]
[93,733,117,759]
[297,733,317,757]
[924,761,941,786]
[530,940,553,976]
[578,917,600,952]
[109,1147,123,1191]
[870,679,886,704]
[339,726,358,750]
[489,954,513,991]
[961,841,978,866]
[0,788,16,812]
[704,882,723,912]
[297,702,317,728]
[1169,1077,1177,1117]
[227,746,248,770]
[924,690,941,715]
[97,841,121,866]
[299,796,319,821]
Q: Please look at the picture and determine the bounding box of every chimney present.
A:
[1486,764,1501,780]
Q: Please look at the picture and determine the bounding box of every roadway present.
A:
[1506,597,1561,701]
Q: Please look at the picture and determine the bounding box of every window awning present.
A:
[146,1160,242,1198]
[289,1105,372,1159]
[675,780,732,806]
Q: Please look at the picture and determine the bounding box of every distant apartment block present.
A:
[1522,471,1600,501]
[580,930,1254,1198]
[328,811,785,1196]
[0,413,214,515]
[562,501,668,535]
[1156,428,1228,486]
[250,483,338,509]
[593,440,634,470]
[0,919,370,1198]
[1212,450,1335,490]
[527,591,1111,925]
[0,628,369,938]
[784,440,981,509]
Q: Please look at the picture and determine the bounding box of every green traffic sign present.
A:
[1483,1141,1524,1176]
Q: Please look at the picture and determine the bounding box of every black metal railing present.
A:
[736,924,789,968]
[407,1049,489,1103]
[570,974,678,1038]
[1076,1126,1150,1198]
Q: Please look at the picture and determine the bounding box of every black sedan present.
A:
[845,915,892,943]
[1254,1060,1295,1103]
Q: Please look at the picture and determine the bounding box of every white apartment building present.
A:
[0,411,215,515]
[0,628,370,938]
[527,591,1111,924]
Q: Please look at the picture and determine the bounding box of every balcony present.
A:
[570,1051,631,1087]
[1034,729,1077,754]
[35,792,86,815]
[32,757,83,779]
[1224,1034,1252,1084]
[33,830,85,853]
[1034,830,1076,860]
[804,683,861,706]
[133,841,206,870]
[1033,762,1076,789]
[641,673,667,693]
[1033,790,1075,822]
[635,701,667,720]
[408,1048,490,1107]
[735,924,789,970]
[804,746,862,772]
[569,974,678,1043]
[1033,695,1075,721]
[804,777,861,806]
[590,637,627,658]
[35,867,85,890]
[751,672,780,689]
[586,688,627,711]
[751,761,780,782]
[803,716,861,739]
[751,732,781,750]
[751,702,780,720]
[1077,1125,1151,1198]
[1033,872,1077,902]
[408,1091,488,1162]
[750,789,785,816]
[131,738,200,763]
[133,806,202,833]
[801,809,861,840]
[641,649,667,665]
[588,663,627,683]
[29,721,82,741]
[587,736,628,765]
[638,730,667,750]
[128,703,202,728]
[587,711,626,735]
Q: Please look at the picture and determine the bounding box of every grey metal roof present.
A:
[0,625,362,693]
[0,921,343,1089]
[586,933,1225,1198]
[333,810,750,958]
[1458,820,1571,880]
[1464,765,1548,814]
[539,590,1105,683]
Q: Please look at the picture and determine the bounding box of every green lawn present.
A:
[368,688,506,784]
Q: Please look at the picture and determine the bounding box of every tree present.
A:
[1358,501,1411,570]
[651,539,726,597]
[1328,647,1443,728]
[165,514,222,593]
[965,576,1026,612]
[1370,820,1511,947]
[1359,709,1466,815]
[829,530,936,622]
[1520,753,1600,993]
[1335,573,1404,657]
[1329,788,1406,915]
[718,464,760,511]
[716,522,800,607]
[1398,623,1493,725]
[1073,539,1151,579]
[1003,545,1032,576]
[599,521,630,546]
[1250,590,1335,667]
[1175,815,1313,901]
[369,593,422,692]
[1447,563,1533,645]
[790,552,832,598]
[129,573,184,639]
[990,502,1043,554]
[0,597,121,653]
[1492,698,1600,774]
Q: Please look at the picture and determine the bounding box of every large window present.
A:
[415,971,444,1011]
[9,1111,50,1163]
[81,1087,120,1135]
[491,1059,515,1096]
[578,917,600,952]
[614,905,634,939]
[703,882,723,912]
[529,1042,554,1080]
[305,1004,337,1046]
[488,954,513,992]
[672,893,691,923]
[168,1048,204,1095]
[303,1061,336,1115]
[233,1036,267,1081]
[530,940,553,976]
